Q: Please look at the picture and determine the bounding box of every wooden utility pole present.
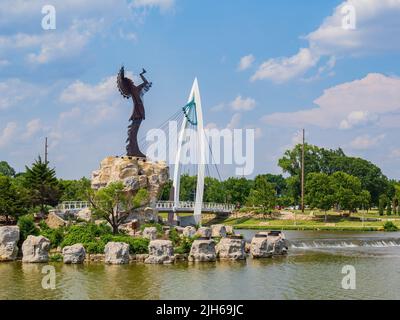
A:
[44,137,48,164]
[301,129,305,213]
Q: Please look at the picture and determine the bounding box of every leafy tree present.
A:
[379,194,387,216]
[17,214,39,241]
[279,144,390,206]
[386,202,392,216]
[255,174,287,196]
[24,157,60,214]
[305,173,334,221]
[223,177,254,206]
[330,172,362,213]
[359,190,372,212]
[0,175,28,224]
[159,179,173,201]
[204,177,226,203]
[0,161,16,177]
[89,182,149,234]
[59,177,91,201]
[179,174,197,201]
[246,177,276,213]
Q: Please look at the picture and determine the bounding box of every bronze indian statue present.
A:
[117,66,152,157]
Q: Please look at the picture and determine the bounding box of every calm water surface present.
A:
[1,230,400,300]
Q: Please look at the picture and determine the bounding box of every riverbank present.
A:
[201,210,400,232]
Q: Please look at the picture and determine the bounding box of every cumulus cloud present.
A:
[251,48,319,83]
[0,122,17,148]
[237,54,255,71]
[252,0,400,82]
[230,95,256,112]
[349,134,385,150]
[22,119,43,140]
[263,73,400,129]
[0,78,44,110]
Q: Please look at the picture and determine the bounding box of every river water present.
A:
[1,230,400,300]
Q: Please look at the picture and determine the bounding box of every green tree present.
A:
[246,177,276,213]
[330,172,362,213]
[0,161,16,177]
[223,177,254,206]
[305,173,334,221]
[59,177,91,201]
[179,175,197,201]
[359,190,372,212]
[378,194,387,216]
[89,182,149,234]
[0,175,28,224]
[159,179,173,201]
[386,202,392,216]
[24,157,60,214]
[204,177,226,203]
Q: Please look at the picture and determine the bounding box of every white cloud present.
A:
[230,95,256,112]
[349,134,385,150]
[0,78,44,110]
[237,54,255,71]
[0,122,17,148]
[252,0,400,82]
[251,48,319,83]
[339,110,378,129]
[390,148,400,158]
[227,113,242,129]
[22,119,43,140]
[60,75,117,104]
[263,73,400,129]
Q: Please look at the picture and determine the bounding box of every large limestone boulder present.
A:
[62,244,86,264]
[22,235,51,263]
[104,242,130,264]
[91,156,169,203]
[143,227,158,240]
[250,232,288,258]
[46,212,67,229]
[145,240,174,264]
[196,227,211,239]
[211,224,227,238]
[216,238,246,260]
[188,239,216,262]
[77,208,92,222]
[183,226,197,238]
[225,225,234,235]
[0,226,20,261]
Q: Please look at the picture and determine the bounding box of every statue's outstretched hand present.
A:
[141,68,146,74]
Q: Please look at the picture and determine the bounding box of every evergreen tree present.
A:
[24,157,60,214]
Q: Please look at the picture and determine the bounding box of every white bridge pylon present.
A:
[172,78,206,225]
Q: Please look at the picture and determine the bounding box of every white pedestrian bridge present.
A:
[58,201,235,214]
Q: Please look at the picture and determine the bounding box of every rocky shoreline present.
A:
[0,224,288,265]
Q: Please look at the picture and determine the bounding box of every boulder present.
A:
[216,238,246,260]
[104,242,130,264]
[45,212,67,229]
[183,226,197,238]
[196,227,211,239]
[62,244,86,264]
[211,224,227,238]
[77,208,92,222]
[22,235,51,263]
[225,225,234,235]
[188,239,216,262]
[143,227,158,240]
[0,226,20,261]
[250,232,288,258]
[144,240,174,264]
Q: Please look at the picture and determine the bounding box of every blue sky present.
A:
[1,0,399,180]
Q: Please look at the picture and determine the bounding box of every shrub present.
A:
[383,221,398,232]
[174,236,196,254]
[100,234,149,254]
[168,227,180,246]
[39,221,65,248]
[49,253,63,262]
[17,215,39,241]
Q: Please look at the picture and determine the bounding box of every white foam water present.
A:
[290,238,400,249]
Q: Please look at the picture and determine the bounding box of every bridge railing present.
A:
[57,200,235,212]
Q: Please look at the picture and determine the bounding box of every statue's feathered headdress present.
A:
[117,66,133,99]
